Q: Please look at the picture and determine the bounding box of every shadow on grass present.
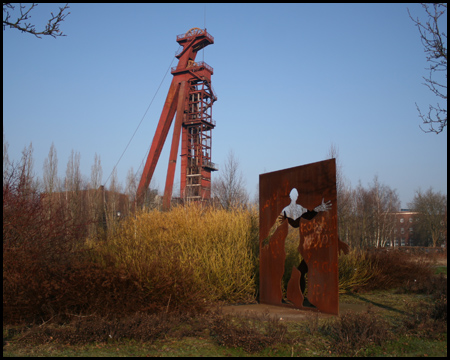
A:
[346,293,407,315]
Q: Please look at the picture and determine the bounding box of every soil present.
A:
[220,301,370,322]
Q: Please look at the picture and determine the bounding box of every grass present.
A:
[434,266,447,275]
[87,204,259,305]
[4,334,446,357]
[3,201,447,357]
[338,248,377,294]
[4,287,447,357]
[355,335,447,357]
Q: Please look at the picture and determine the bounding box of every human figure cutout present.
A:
[276,188,332,307]
[262,187,349,308]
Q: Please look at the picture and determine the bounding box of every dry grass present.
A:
[4,200,259,324]
[5,308,289,354]
[88,204,259,304]
[208,309,289,353]
[363,249,435,291]
[4,186,446,342]
[282,227,303,295]
[338,249,378,294]
[321,305,392,356]
[400,273,447,338]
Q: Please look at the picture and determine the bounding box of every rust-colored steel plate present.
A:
[259,159,339,315]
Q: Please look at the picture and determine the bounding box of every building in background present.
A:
[390,209,418,247]
[389,209,447,248]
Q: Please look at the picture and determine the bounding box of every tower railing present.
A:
[185,117,216,127]
[203,159,218,171]
[176,29,214,42]
[171,61,214,74]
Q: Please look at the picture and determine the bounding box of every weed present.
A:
[94,204,258,304]
[18,312,182,345]
[402,300,447,338]
[304,312,320,335]
[401,274,447,338]
[338,248,378,293]
[360,249,434,292]
[321,305,392,356]
[396,271,447,297]
[208,309,289,353]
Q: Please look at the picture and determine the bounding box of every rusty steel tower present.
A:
[136,28,217,209]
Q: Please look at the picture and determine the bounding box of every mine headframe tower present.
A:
[136,28,218,210]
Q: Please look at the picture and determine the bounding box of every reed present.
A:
[338,248,378,293]
[93,203,259,303]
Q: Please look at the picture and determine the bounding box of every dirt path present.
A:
[220,302,370,322]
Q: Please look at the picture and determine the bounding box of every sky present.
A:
[3,3,447,208]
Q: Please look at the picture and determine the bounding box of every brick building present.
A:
[389,209,418,247]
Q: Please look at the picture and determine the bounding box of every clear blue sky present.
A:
[3,3,447,208]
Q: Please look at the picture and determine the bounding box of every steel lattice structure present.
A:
[136,28,217,209]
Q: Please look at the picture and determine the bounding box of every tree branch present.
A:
[408,3,447,134]
[3,3,70,39]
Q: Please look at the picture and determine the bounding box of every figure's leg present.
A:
[297,260,308,294]
[298,259,316,308]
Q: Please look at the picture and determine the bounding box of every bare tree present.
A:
[108,167,122,194]
[104,167,123,235]
[63,149,85,228]
[326,144,353,244]
[369,176,400,248]
[348,177,400,248]
[3,132,10,186]
[3,3,70,38]
[212,150,249,210]
[125,166,138,209]
[90,153,102,190]
[65,149,82,192]
[353,181,372,249]
[408,3,447,134]
[408,187,447,247]
[43,142,59,195]
[19,142,39,194]
[85,153,103,238]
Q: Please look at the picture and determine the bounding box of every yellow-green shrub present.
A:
[90,204,258,304]
[282,227,303,295]
[338,248,378,293]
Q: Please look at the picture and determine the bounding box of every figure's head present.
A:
[289,188,298,202]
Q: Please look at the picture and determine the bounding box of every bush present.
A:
[93,204,258,304]
[208,309,288,353]
[321,305,392,355]
[3,165,88,324]
[7,309,289,353]
[362,249,434,291]
[281,227,303,296]
[396,271,447,296]
[9,311,207,346]
[338,249,378,294]
[402,299,447,338]
[26,312,180,345]
[3,253,191,324]
[401,273,447,337]
[3,169,207,323]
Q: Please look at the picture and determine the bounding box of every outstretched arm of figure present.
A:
[277,211,301,228]
[301,210,318,221]
[314,198,332,212]
[338,238,350,255]
[298,199,332,221]
[261,211,290,247]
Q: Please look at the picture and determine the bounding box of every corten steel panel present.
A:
[259,159,339,315]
